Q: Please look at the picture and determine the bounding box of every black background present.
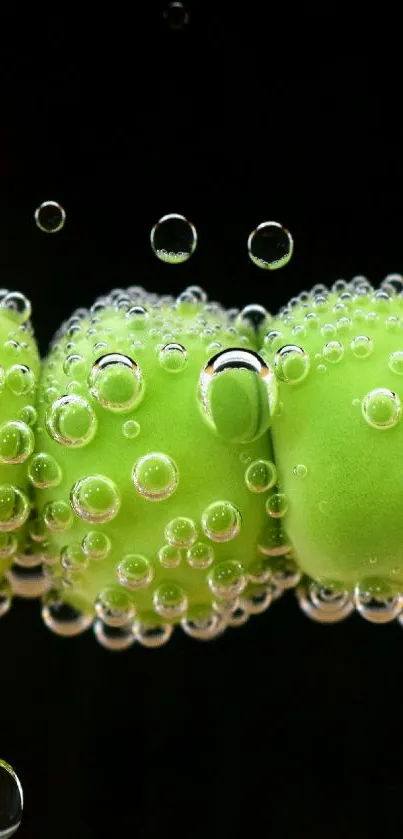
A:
[1,5,402,838]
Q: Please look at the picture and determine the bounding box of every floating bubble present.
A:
[0,421,34,464]
[0,486,30,532]
[89,354,143,412]
[153,582,188,619]
[46,394,97,447]
[201,500,241,542]
[158,343,188,373]
[122,419,141,439]
[95,586,135,627]
[163,1,189,29]
[165,516,197,548]
[2,291,31,324]
[245,459,277,492]
[41,590,93,636]
[0,759,23,837]
[6,364,35,396]
[70,475,121,523]
[28,452,62,488]
[362,388,402,430]
[265,492,288,518]
[158,544,182,568]
[247,221,293,270]
[150,213,197,264]
[116,554,154,590]
[350,335,373,359]
[322,341,344,364]
[388,351,403,375]
[132,452,179,501]
[186,542,214,569]
[61,544,89,572]
[34,200,66,233]
[18,405,37,427]
[43,500,73,533]
[82,531,111,560]
[208,559,246,599]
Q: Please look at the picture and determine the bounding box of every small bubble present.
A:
[322,341,344,364]
[0,759,23,837]
[245,459,277,492]
[362,388,402,430]
[46,394,97,447]
[165,516,197,548]
[95,586,135,627]
[132,452,179,501]
[28,452,62,488]
[6,364,35,396]
[70,475,121,523]
[158,544,182,568]
[134,620,173,648]
[354,584,403,624]
[0,485,30,532]
[63,354,86,379]
[126,306,150,331]
[41,590,93,636]
[2,291,31,323]
[34,200,66,233]
[293,464,308,478]
[350,335,374,358]
[150,213,197,264]
[0,421,34,464]
[201,500,241,542]
[274,345,310,384]
[89,353,143,412]
[247,221,293,270]
[265,492,288,519]
[116,554,154,590]
[61,544,89,572]
[18,405,37,427]
[3,341,20,358]
[153,582,188,619]
[235,304,269,333]
[82,531,111,560]
[163,1,189,29]
[44,500,73,533]
[208,559,246,599]
[122,419,141,439]
[388,351,403,375]
[0,533,17,559]
[186,542,214,569]
[158,343,188,373]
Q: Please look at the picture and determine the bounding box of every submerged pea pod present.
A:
[30,286,287,649]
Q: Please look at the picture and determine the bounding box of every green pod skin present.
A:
[0,292,40,604]
[32,287,283,645]
[261,276,403,619]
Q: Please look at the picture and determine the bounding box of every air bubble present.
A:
[134,620,173,648]
[322,341,344,364]
[181,610,222,640]
[42,590,93,636]
[265,492,289,518]
[116,554,154,590]
[18,405,37,427]
[247,221,293,270]
[95,586,135,627]
[362,388,402,430]
[297,580,354,623]
[350,335,373,358]
[70,475,121,523]
[132,452,179,501]
[122,419,141,439]
[46,394,97,447]
[63,354,86,379]
[0,533,17,559]
[2,291,31,324]
[293,464,308,478]
[28,452,62,488]
[158,544,182,568]
[153,582,188,619]
[89,354,143,412]
[388,351,403,375]
[163,1,189,29]
[93,619,137,650]
[126,306,150,331]
[0,486,30,532]
[201,501,241,542]
[0,421,34,464]
[158,343,188,372]
[354,585,403,623]
[208,559,246,599]
[150,213,197,264]
[235,304,269,333]
[82,531,111,560]
[34,200,65,233]
[0,759,23,837]
[43,500,73,533]
[274,345,310,384]
[245,459,277,492]
[186,542,214,569]
[165,516,197,548]
[0,579,12,617]
[6,364,35,396]
[61,544,89,572]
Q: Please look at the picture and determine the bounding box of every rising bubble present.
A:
[150,213,197,264]
[34,200,66,233]
[247,221,293,270]
[0,759,23,837]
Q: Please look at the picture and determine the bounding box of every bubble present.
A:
[116,555,154,590]
[63,354,86,379]
[274,345,310,384]
[122,419,141,439]
[297,580,354,623]
[43,500,73,532]
[41,590,93,636]
[322,341,344,364]
[247,221,293,270]
[6,364,35,396]
[61,544,89,572]
[150,213,197,264]
[126,306,150,331]
[0,579,12,617]
[82,531,111,560]
[245,459,277,492]
[0,533,17,559]
[163,1,189,29]
[186,542,214,569]
[132,453,179,501]
[0,759,23,837]
[362,388,402,430]
[18,405,37,427]
[89,354,143,412]
[293,464,308,478]
[0,486,30,532]
[201,501,241,543]
[134,620,173,648]
[2,291,31,324]
[239,585,273,615]
[95,586,135,627]
[265,492,289,519]
[388,351,403,375]
[153,582,188,619]
[46,394,97,447]
[183,285,207,303]
[28,452,62,488]
[93,619,137,650]
[165,516,197,548]
[70,475,121,523]
[0,421,34,465]
[34,200,66,233]
[158,544,182,568]
[158,343,188,373]
[235,304,269,333]
[270,556,301,589]
[349,335,373,359]
[354,584,403,623]
[208,559,246,599]
[181,610,222,640]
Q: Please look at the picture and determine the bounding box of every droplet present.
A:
[296,580,354,623]
[70,475,121,523]
[43,500,73,533]
[134,620,173,648]
[0,486,30,532]
[163,1,189,29]
[186,542,214,569]
[153,582,188,618]
[18,405,37,427]
[122,419,141,438]
[82,531,111,560]
[89,354,143,412]
[293,464,307,478]
[322,341,344,364]
[116,554,154,590]
[274,345,310,384]
[245,459,277,492]
[208,559,246,599]
[158,544,182,568]
[0,759,23,837]
[132,452,179,501]
[201,501,241,542]
[350,335,374,359]
[46,394,97,447]
[388,351,403,375]
[0,421,34,464]
[61,544,89,572]
[150,213,197,264]
[265,492,288,519]
[354,584,403,623]
[165,516,197,548]
[158,343,188,373]
[247,221,293,270]
[41,590,93,636]
[6,364,35,396]
[0,579,12,617]
[34,200,66,233]
[93,619,137,651]
[0,533,17,559]
[95,586,135,627]
[362,388,402,430]
[28,452,62,488]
